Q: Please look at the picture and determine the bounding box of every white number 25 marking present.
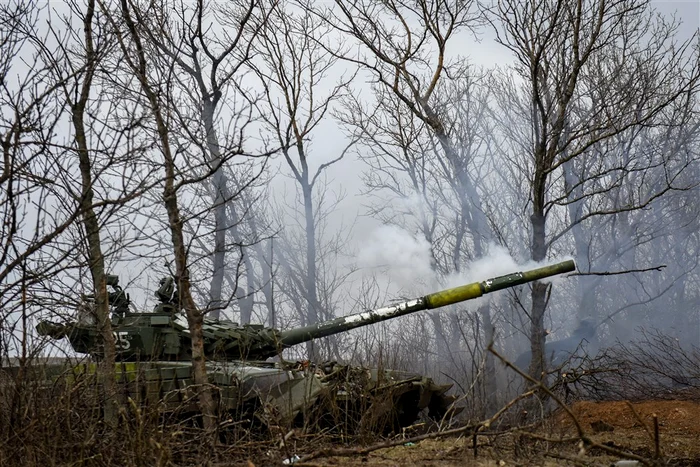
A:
[113,331,131,350]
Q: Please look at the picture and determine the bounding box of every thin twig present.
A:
[624,401,653,442]
[653,415,660,460]
[572,265,666,276]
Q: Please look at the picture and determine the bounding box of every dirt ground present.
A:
[276,399,700,467]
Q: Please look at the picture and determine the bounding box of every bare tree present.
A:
[134,0,272,322]
[251,1,356,359]
[54,0,119,425]
[317,0,505,411]
[0,1,119,383]
[101,0,219,429]
[0,2,79,355]
[1,0,148,428]
[489,0,700,380]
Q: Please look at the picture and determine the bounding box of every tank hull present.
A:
[3,359,456,433]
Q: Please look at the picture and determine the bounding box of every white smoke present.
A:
[444,244,572,287]
[444,244,521,288]
[357,224,434,289]
[358,226,575,303]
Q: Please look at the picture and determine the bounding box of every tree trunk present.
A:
[117,0,217,430]
[528,206,548,381]
[74,108,118,427]
[72,0,117,427]
[302,178,321,360]
[479,304,498,416]
[427,103,501,409]
[429,312,450,374]
[225,203,256,324]
[562,159,593,320]
[203,99,227,320]
[163,184,217,431]
[249,213,275,326]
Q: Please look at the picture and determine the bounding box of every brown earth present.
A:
[562,399,700,435]
[270,400,700,467]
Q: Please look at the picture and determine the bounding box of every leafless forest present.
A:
[1,0,699,465]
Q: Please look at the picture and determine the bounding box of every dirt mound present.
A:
[561,400,700,435]
[290,400,700,466]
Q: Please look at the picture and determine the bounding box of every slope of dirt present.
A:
[554,400,700,465]
[279,399,700,467]
[561,400,700,435]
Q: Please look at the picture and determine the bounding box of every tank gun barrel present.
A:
[278,260,575,348]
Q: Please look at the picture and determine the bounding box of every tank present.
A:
[35,260,575,432]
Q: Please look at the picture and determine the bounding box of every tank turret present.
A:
[37,260,575,361]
